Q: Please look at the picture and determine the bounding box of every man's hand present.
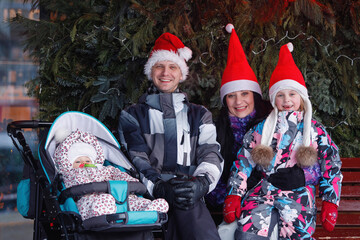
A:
[223,195,241,223]
[172,175,210,210]
[152,179,175,206]
[321,201,338,232]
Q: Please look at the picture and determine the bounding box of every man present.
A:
[118,32,223,239]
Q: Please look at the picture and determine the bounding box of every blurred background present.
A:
[0,0,38,239]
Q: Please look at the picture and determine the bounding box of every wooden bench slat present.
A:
[316,213,360,226]
[341,158,360,169]
[342,172,360,183]
[314,227,360,239]
[316,185,360,197]
[316,199,360,212]
[339,185,360,197]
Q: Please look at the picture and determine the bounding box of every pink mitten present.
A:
[223,195,241,223]
[321,201,338,232]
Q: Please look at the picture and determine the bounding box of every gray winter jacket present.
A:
[118,92,223,195]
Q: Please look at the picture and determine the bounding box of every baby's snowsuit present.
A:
[53,130,168,220]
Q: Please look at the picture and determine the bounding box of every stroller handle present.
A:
[7,120,52,170]
[7,120,52,135]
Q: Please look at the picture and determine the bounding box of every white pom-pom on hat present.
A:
[178,46,193,61]
[225,23,234,33]
[286,42,294,52]
[54,128,72,144]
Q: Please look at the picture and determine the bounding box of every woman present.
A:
[205,24,272,219]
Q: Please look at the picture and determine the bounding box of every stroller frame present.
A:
[7,112,167,240]
[7,120,67,239]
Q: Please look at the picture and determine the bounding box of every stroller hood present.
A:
[45,111,134,172]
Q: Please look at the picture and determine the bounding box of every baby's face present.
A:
[73,156,93,168]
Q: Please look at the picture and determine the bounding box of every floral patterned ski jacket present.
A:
[227,111,342,206]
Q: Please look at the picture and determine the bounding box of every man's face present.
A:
[151,61,183,93]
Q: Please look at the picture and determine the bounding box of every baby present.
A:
[54,129,168,220]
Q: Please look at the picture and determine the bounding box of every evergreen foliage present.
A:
[14,0,360,157]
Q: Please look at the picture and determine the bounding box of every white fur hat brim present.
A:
[144,49,190,83]
[68,142,97,164]
[220,80,262,104]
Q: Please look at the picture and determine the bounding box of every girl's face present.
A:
[226,90,255,118]
[275,89,302,111]
[73,156,93,168]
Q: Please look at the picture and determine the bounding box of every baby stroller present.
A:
[7,111,167,240]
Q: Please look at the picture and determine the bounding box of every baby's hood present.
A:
[53,129,105,173]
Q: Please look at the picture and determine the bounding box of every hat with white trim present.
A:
[144,32,192,82]
[220,23,262,104]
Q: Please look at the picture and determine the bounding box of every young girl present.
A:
[54,129,168,220]
[223,42,342,239]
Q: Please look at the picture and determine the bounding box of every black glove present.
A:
[152,179,176,206]
[268,165,305,190]
[173,175,210,210]
[247,167,264,190]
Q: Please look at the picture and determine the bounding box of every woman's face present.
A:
[226,90,255,118]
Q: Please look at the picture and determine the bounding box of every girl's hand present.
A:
[223,195,241,223]
[321,201,338,232]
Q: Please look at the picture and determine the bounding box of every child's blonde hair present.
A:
[299,97,305,111]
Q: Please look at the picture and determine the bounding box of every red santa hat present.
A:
[67,142,98,165]
[144,32,192,82]
[220,24,262,103]
[252,42,316,168]
[268,42,308,104]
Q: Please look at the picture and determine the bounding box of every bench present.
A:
[313,157,360,239]
[210,157,360,239]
